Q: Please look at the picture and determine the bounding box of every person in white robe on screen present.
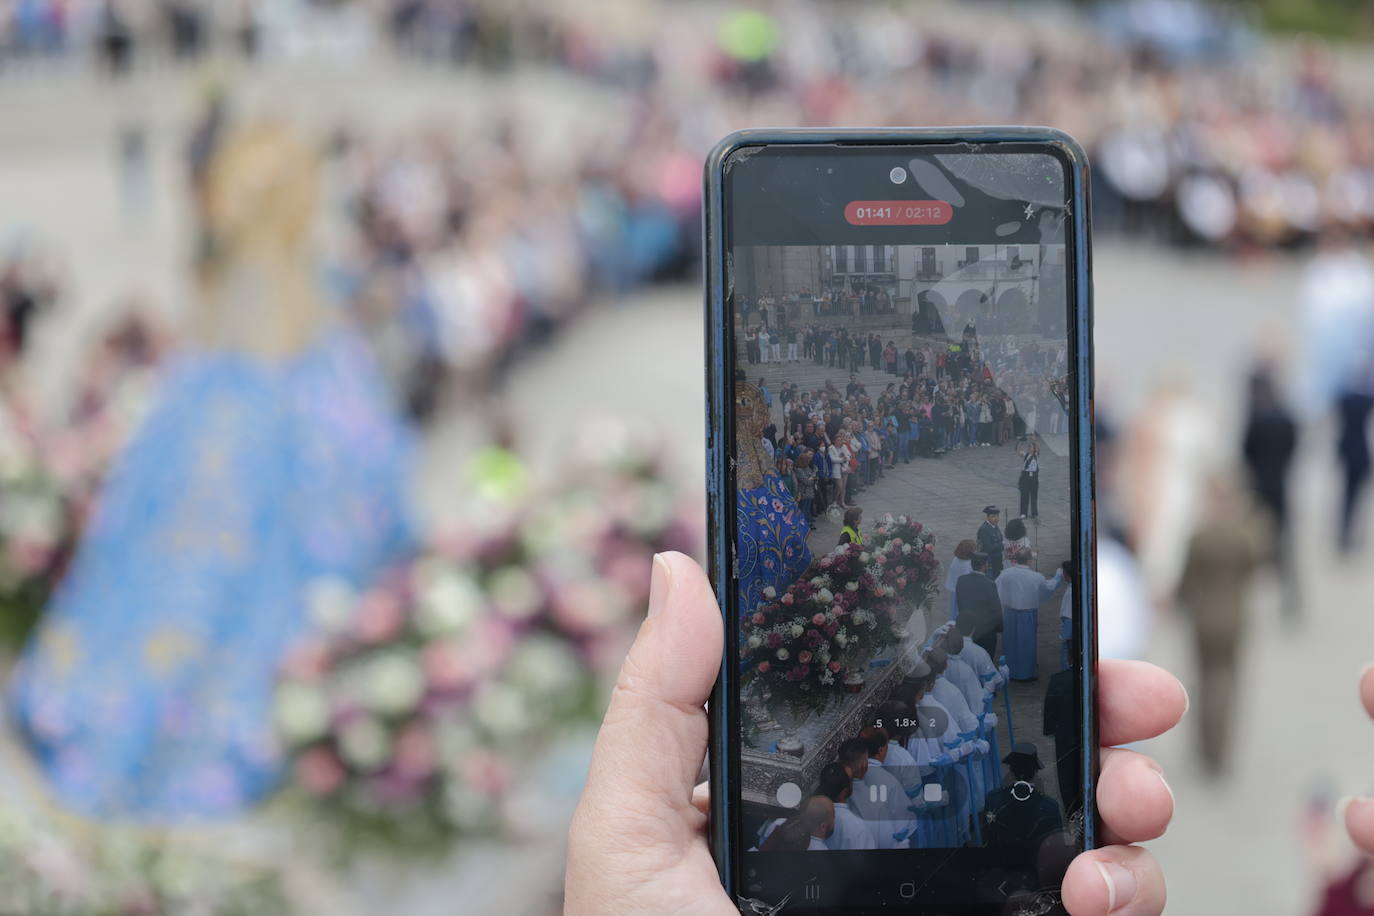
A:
[816,762,877,851]
[897,669,971,846]
[946,625,1006,688]
[927,650,992,818]
[874,701,926,796]
[842,737,917,849]
[943,640,988,711]
[927,648,982,736]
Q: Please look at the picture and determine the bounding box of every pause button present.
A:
[869,783,888,803]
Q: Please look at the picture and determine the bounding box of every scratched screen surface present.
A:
[726,145,1084,913]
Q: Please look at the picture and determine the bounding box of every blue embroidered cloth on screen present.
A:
[8,329,415,819]
[736,473,812,621]
[733,382,811,629]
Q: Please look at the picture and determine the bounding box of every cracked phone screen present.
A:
[725,142,1084,913]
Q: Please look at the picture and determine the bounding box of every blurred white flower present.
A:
[472,682,533,737]
[776,648,790,661]
[747,635,762,649]
[489,566,543,620]
[305,578,358,635]
[364,652,426,716]
[762,586,777,599]
[274,683,330,745]
[339,716,392,771]
[416,570,483,637]
[504,635,583,699]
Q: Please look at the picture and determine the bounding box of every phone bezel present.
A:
[703,127,1099,914]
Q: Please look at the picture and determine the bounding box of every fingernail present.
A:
[1155,770,1175,808]
[1180,683,1190,719]
[1360,662,1374,684]
[1340,796,1374,822]
[1094,860,1137,913]
[648,553,673,618]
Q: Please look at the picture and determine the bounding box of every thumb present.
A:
[583,551,724,811]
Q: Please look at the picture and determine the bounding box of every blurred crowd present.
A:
[9,1,1374,252]
[323,115,698,418]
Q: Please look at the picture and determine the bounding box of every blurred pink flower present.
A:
[422,639,469,691]
[602,549,651,601]
[296,747,346,796]
[7,537,54,577]
[394,723,439,778]
[355,590,405,644]
[459,749,509,795]
[281,642,332,682]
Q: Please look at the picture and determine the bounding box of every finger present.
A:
[1099,659,1188,747]
[583,552,723,810]
[1344,797,1374,857]
[1096,748,1174,844]
[692,781,710,816]
[1359,664,1374,720]
[1062,845,1166,915]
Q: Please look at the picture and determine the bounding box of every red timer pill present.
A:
[844,200,953,226]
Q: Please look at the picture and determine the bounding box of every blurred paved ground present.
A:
[2,51,1373,916]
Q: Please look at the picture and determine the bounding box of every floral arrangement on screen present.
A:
[866,513,941,610]
[741,515,941,711]
[747,516,939,708]
[273,438,702,854]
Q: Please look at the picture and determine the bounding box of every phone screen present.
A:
[718,140,1089,913]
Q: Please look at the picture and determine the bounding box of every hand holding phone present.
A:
[564,553,1186,916]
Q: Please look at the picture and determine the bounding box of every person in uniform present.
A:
[977,506,1005,578]
[955,553,1004,661]
[1018,438,1041,519]
[983,744,1063,855]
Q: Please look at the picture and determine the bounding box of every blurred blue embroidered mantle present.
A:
[7,330,415,819]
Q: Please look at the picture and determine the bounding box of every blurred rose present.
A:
[280,642,331,682]
[296,747,346,796]
[457,748,510,796]
[550,578,629,634]
[422,639,469,691]
[7,536,53,577]
[356,589,406,644]
[601,548,651,600]
[394,723,439,778]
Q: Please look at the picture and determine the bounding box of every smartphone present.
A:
[705,129,1096,915]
